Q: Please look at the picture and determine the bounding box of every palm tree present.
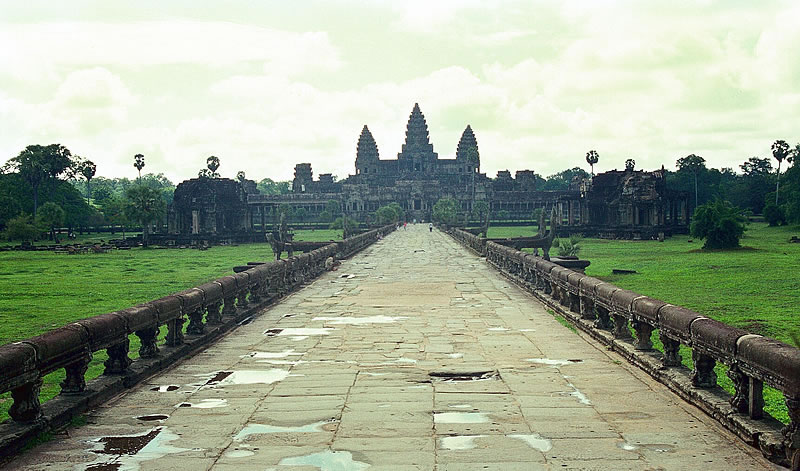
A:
[677,154,706,210]
[80,160,97,205]
[585,150,599,176]
[771,140,789,204]
[134,154,145,180]
[207,156,220,177]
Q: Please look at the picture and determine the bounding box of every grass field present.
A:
[489,222,800,423]
[0,228,342,422]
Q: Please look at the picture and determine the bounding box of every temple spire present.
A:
[356,125,379,163]
[456,125,480,172]
[397,103,437,170]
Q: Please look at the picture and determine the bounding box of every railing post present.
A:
[9,379,43,422]
[136,327,159,358]
[690,350,717,388]
[104,339,132,374]
[660,334,681,367]
[60,352,92,394]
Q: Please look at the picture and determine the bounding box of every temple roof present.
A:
[399,103,435,158]
[356,125,379,163]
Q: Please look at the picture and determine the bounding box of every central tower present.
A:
[397,103,438,173]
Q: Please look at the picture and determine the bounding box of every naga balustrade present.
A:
[456,234,800,469]
[0,226,393,435]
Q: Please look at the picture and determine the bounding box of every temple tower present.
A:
[355,125,379,176]
[292,163,313,193]
[456,125,480,174]
[397,103,438,173]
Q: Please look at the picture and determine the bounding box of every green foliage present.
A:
[554,234,582,257]
[541,167,590,191]
[256,178,291,195]
[0,195,22,229]
[2,214,39,242]
[432,197,460,225]
[690,199,747,249]
[206,155,220,177]
[763,201,786,226]
[125,185,166,246]
[37,202,65,241]
[3,144,75,217]
[375,203,404,224]
[329,215,356,231]
[294,207,308,222]
[495,209,510,221]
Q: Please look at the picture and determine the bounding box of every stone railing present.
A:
[452,232,800,469]
[0,225,394,456]
[451,228,487,256]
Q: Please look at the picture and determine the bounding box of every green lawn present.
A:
[0,229,341,423]
[488,222,800,423]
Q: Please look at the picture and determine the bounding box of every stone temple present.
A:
[167,104,689,241]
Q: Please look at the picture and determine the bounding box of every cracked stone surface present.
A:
[9,224,773,470]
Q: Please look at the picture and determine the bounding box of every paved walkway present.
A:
[10,225,773,470]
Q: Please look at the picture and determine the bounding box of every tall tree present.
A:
[125,185,166,247]
[771,139,790,204]
[625,159,636,171]
[37,201,65,243]
[3,144,73,218]
[206,156,220,177]
[585,150,599,176]
[677,154,706,211]
[133,154,145,180]
[80,160,97,205]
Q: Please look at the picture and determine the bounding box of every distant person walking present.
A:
[429,223,433,232]
[403,222,407,230]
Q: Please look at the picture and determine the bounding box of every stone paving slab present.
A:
[6,224,776,470]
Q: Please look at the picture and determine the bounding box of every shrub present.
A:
[763,202,787,226]
[2,214,40,242]
[554,234,582,257]
[690,199,747,249]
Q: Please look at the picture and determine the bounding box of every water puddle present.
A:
[215,370,290,386]
[509,434,552,452]
[312,315,407,325]
[440,435,484,450]
[278,450,370,470]
[447,353,464,359]
[175,399,228,409]
[434,412,490,424]
[618,442,638,451]
[203,371,233,386]
[519,329,535,332]
[258,359,307,365]
[487,327,509,331]
[264,328,333,337]
[135,415,169,422]
[448,404,472,409]
[81,427,189,470]
[225,449,255,458]
[430,371,498,382]
[362,372,389,376]
[150,385,179,392]
[235,420,335,441]
[244,349,303,359]
[526,358,583,367]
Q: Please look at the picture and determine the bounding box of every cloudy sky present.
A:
[1,1,798,184]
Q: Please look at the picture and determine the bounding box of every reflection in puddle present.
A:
[509,434,553,452]
[198,370,290,387]
[175,399,228,409]
[82,427,189,470]
[434,412,490,424]
[225,449,256,458]
[244,349,303,359]
[150,385,179,392]
[440,435,484,450]
[279,450,370,470]
[234,420,335,441]
[619,442,638,451]
[312,315,407,325]
[526,358,583,367]
[135,415,169,422]
[264,328,334,337]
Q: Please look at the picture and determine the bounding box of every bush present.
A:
[2,214,40,242]
[554,234,582,257]
[690,199,747,249]
[432,198,460,225]
[763,202,787,226]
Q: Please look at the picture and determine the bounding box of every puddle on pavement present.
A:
[619,442,638,451]
[620,443,675,453]
[279,450,370,470]
[526,358,583,367]
[234,420,336,441]
[82,427,189,470]
[203,371,233,386]
[447,353,464,359]
[150,385,179,392]
[448,404,473,409]
[440,435,484,450]
[237,316,253,326]
[175,399,228,409]
[212,370,290,386]
[244,349,303,359]
[264,328,333,337]
[430,371,498,382]
[434,412,490,424]
[312,315,407,325]
[135,415,169,422]
[487,327,509,331]
[519,329,535,332]
[225,449,256,458]
[258,359,307,365]
[509,434,552,452]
